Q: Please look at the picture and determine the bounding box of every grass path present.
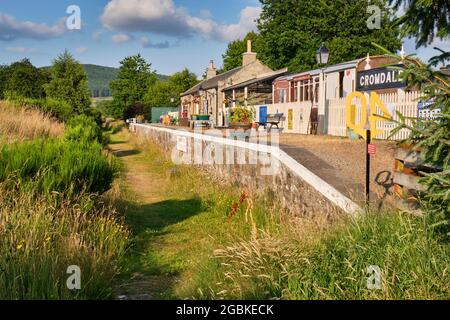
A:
[108,129,261,300]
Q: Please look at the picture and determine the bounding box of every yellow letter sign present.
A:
[346,91,392,140]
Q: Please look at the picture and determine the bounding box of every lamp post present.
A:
[316,43,329,135]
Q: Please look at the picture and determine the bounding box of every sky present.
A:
[0,0,448,78]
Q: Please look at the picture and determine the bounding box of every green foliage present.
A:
[379,48,450,219]
[389,0,450,48]
[143,68,198,119]
[110,54,157,117]
[64,115,102,144]
[229,105,254,123]
[45,50,91,114]
[221,32,260,72]
[256,0,401,71]
[0,139,116,195]
[12,96,73,121]
[0,59,49,99]
[83,64,168,97]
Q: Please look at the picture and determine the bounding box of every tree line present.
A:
[0,51,97,121]
[101,54,199,120]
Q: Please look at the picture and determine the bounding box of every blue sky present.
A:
[0,0,448,78]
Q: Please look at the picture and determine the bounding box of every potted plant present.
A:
[229,105,254,130]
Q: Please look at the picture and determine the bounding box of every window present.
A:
[314,78,319,103]
[290,81,298,102]
[301,80,310,102]
[339,71,345,98]
[278,89,287,103]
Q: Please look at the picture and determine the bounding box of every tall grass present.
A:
[0,180,129,299]
[0,101,64,143]
[0,138,116,195]
[195,212,450,300]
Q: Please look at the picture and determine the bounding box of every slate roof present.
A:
[181,66,243,96]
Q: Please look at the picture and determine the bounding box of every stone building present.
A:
[180,41,275,127]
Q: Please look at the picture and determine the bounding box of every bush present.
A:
[229,105,254,123]
[0,139,116,195]
[10,96,73,121]
[64,114,102,143]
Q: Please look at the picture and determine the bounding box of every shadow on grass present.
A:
[113,149,141,158]
[116,197,203,298]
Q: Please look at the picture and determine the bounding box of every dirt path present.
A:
[109,130,178,300]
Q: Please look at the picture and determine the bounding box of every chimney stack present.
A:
[243,40,257,66]
[206,60,217,79]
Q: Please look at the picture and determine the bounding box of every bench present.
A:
[257,113,284,132]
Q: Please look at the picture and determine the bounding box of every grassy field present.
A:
[112,129,450,300]
[0,101,129,299]
[0,101,64,143]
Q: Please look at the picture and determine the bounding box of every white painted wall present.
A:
[254,102,312,134]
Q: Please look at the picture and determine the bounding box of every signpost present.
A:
[346,91,392,208]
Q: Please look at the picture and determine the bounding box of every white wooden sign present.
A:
[177,136,188,153]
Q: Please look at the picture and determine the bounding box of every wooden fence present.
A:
[326,91,420,140]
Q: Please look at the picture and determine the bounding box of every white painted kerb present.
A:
[132,124,360,215]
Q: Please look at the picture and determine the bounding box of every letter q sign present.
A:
[346,92,392,140]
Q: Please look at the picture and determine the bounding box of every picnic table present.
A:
[257,113,284,132]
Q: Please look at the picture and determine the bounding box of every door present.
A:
[259,106,268,123]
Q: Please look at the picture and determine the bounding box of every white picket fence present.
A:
[327,91,420,140]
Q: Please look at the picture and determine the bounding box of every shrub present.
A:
[229,105,254,123]
[64,114,102,143]
[10,96,72,121]
[0,139,116,195]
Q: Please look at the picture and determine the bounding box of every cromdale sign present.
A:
[356,65,405,91]
[356,56,406,92]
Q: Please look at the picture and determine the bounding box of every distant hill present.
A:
[42,64,169,98]
[82,64,169,97]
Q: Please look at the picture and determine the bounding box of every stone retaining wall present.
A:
[131,124,360,216]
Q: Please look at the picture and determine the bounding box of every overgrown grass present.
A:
[0,101,64,143]
[120,131,450,300]
[202,212,450,300]
[0,138,116,195]
[0,104,130,300]
[0,181,129,299]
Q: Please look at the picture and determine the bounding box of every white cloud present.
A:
[75,46,89,54]
[112,33,133,43]
[100,0,261,42]
[141,36,170,49]
[0,11,66,41]
[92,30,104,40]
[5,46,38,54]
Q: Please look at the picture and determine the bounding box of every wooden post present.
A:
[366,129,371,207]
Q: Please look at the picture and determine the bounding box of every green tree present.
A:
[45,51,91,114]
[2,59,49,99]
[110,54,157,118]
[0,65,8,99]
[379,1,449,224]
[169,68,199,93]
[144,68,198,118]
[221,32,260,72]
[389,0,450,48]
[256,0,402,72]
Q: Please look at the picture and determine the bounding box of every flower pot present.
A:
[229,122,252,130]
